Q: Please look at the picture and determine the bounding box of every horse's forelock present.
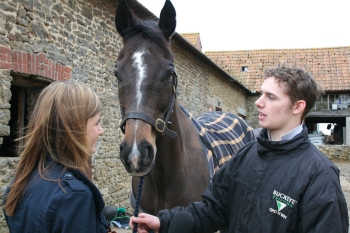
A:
[123,20,169,49]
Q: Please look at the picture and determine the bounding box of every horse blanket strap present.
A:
[180,105,255,178]
[120,111,177,138]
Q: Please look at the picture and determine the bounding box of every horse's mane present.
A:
[123,20,169,49]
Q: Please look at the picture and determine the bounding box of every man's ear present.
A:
[293,100,306,114]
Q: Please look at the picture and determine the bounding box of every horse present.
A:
[114,0,255,218]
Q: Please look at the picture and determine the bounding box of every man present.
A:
[130,66,349,233]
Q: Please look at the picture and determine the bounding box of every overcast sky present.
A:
[137,0,350,52]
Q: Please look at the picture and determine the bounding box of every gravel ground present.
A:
[112,160,350,233]
[333,160,350,233]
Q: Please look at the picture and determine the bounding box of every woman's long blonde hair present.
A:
[3,81,101,216]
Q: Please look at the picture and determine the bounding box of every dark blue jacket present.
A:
[158,125,349,233]
[3,160,108,233]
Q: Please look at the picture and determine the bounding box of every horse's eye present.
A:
[166,69,174,81]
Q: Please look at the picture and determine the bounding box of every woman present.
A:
[3,81,108,232]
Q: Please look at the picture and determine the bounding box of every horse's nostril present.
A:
[142,149,149,164]
[142,145,153,166]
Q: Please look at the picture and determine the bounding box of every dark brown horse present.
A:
[114,0,255,216]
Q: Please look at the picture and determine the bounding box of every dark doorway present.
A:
[0,74,49,157]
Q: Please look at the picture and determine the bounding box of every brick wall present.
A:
[0,47,12,70]
[0,46,71,80]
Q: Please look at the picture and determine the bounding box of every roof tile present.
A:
[180,33,203,51]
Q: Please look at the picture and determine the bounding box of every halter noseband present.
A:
[119,71,178,139]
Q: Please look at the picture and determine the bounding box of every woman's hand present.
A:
[129,213,161,233]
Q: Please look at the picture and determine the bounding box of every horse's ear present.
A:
[115,0,135,38]
[158,0,176,40]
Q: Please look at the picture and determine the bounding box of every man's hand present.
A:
[129,213,161,233]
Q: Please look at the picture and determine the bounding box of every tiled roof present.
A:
[180,33,202,51]
[205,47,350,92]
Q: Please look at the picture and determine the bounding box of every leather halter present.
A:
[119,71,178,139]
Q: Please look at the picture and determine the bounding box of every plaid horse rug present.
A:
[180,106,255,177]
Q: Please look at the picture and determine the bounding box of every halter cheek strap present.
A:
[119,70,178,139]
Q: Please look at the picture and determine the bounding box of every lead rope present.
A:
[133,176,155,233]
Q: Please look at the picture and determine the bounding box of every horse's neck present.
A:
[137,102,210,213]
[146,102,205,180]
[158,103,202,159]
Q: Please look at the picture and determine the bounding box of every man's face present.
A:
[255,77,297,138]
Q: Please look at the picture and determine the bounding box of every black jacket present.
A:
[158,125,349,233]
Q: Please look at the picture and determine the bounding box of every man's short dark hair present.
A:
[263,65,324,120]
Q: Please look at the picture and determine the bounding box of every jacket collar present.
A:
[256,125,310,156]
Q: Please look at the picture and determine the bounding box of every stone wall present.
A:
[0,158,18,231]
[171,42,248,116]
[0,0,248,231]
[317,145,350,161]
[0,69,11,147]
[246,95,260,128]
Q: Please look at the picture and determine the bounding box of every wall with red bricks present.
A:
[0,46,71,81]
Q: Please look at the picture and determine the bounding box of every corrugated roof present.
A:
[205,47,350,92]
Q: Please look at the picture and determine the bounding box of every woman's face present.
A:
[86,113,104,154]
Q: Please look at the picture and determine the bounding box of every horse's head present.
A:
[114,0,177,176]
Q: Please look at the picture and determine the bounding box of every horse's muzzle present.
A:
[119,140,155,176]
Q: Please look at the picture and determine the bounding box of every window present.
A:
[313,93,350,111]
[241,66,248,72]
